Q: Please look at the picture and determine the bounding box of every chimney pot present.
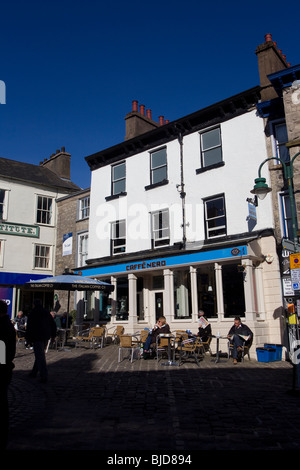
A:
[165,119,169,124]
[265,33,272,42]
[159,116,164,126]
[61,146,65,152]
[132,100,138,112]
[146,109,152,119]
[140,104,145,115]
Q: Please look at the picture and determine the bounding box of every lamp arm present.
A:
[257,157,288,179]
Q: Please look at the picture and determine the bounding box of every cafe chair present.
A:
[118,334,140,363]
[155,335,171,362]
[179,337,203,366]
[199,336,212,356]
[91,327,106,348]
[228,339,252,362]
[173,330,189,350]
[140,329,150,345]
[74,327,96,348]
[106,325,124,344]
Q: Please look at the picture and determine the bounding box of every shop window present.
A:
[36,196,53,225]
[222,264,245,318]
[174,270,191,319]
[99,280,112,322]
[116,277,128,321]
[197,265,217,318]
[204,194,226,238]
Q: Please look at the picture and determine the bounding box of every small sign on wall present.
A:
[63,232,73,256]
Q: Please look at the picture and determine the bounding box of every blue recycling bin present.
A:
[256,347,276,362]
[264,344,283,361]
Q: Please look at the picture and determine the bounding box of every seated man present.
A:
[197,310,212,342]
[143,316,170,356]
[227,316,253,364]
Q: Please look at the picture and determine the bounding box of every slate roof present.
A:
[0,157,80,192]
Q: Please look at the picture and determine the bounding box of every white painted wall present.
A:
[0,178,67,275]
[89,109,274,260]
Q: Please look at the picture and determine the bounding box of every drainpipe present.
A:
[178,132,187,249]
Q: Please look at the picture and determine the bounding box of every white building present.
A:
[0,149,80,318]
[80,87,284,350]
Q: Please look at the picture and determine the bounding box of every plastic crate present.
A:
[256,347,276,363]
[264,344,283,361]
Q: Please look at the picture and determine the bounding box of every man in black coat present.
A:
[227,316,253,364]
[26,299,56,383]
[0,299,16,450]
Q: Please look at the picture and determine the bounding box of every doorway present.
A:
[155,292,164,320]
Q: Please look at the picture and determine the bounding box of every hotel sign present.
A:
[0,222,39,238]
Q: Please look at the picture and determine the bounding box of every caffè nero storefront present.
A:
[77,236,282,347]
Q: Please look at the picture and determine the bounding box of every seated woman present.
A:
[143,316,170,354]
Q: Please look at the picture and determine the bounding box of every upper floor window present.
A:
[200,126,223,168]
[272,121,289,163]
[36,196,53,225]
[111,220,126,255]
[151,209,170,248]
[77,232,89,266]
[78,196,90,220]
[0,190,7,220]
[34,244,51,269]
[150,147,167,185]
[112,162,126,196]
[279,192,293,240]
[204,194,226,238]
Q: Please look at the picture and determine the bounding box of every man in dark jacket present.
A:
[0,299,16,449]
[227,316,253,364]
[26,299,56,383]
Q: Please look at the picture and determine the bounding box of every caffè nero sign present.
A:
[0,222,39,238]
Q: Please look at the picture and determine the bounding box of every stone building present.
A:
[255,34,300,315]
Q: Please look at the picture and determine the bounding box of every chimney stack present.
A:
[255,33,289,101]
[124,100,162,140]
[40,147,71,180]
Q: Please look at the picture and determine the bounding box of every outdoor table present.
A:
[159,333,179,366]
[212,334,228,363]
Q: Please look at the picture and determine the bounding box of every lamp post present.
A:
[251,149,300,250]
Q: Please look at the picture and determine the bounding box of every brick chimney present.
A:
[40,147,71,180]
[255,34,289,101]
[124,100,162,140]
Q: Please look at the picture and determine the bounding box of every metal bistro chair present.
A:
[91,327,106,348]
[228,338,252,362]
[118,334,140,363]
[106,325,125,344]
[74,327,96,348]
[179,336,203,366]
[199,336,213,356]
[155,335,172,362]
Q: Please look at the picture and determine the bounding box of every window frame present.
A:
[279,191,293,240]
[77,231,89,266]
[111,161,126,196]
[111,219,126,255]
[204,194,227,239]
[34,244,51,269]
[150,147,168,186]
[0,189,8,221]
[36,195,53,225]
[271,119,290,164]
[200,126,223,169]
[151,209,170,248]
[78,196,90,220]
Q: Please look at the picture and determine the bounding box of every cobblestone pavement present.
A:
[6,341,300,453]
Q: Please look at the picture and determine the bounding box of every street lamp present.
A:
[251,148,300,249]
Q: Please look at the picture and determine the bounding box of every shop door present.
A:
[155,292,164,320]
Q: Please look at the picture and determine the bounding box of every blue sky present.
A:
[0,0,298,190]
